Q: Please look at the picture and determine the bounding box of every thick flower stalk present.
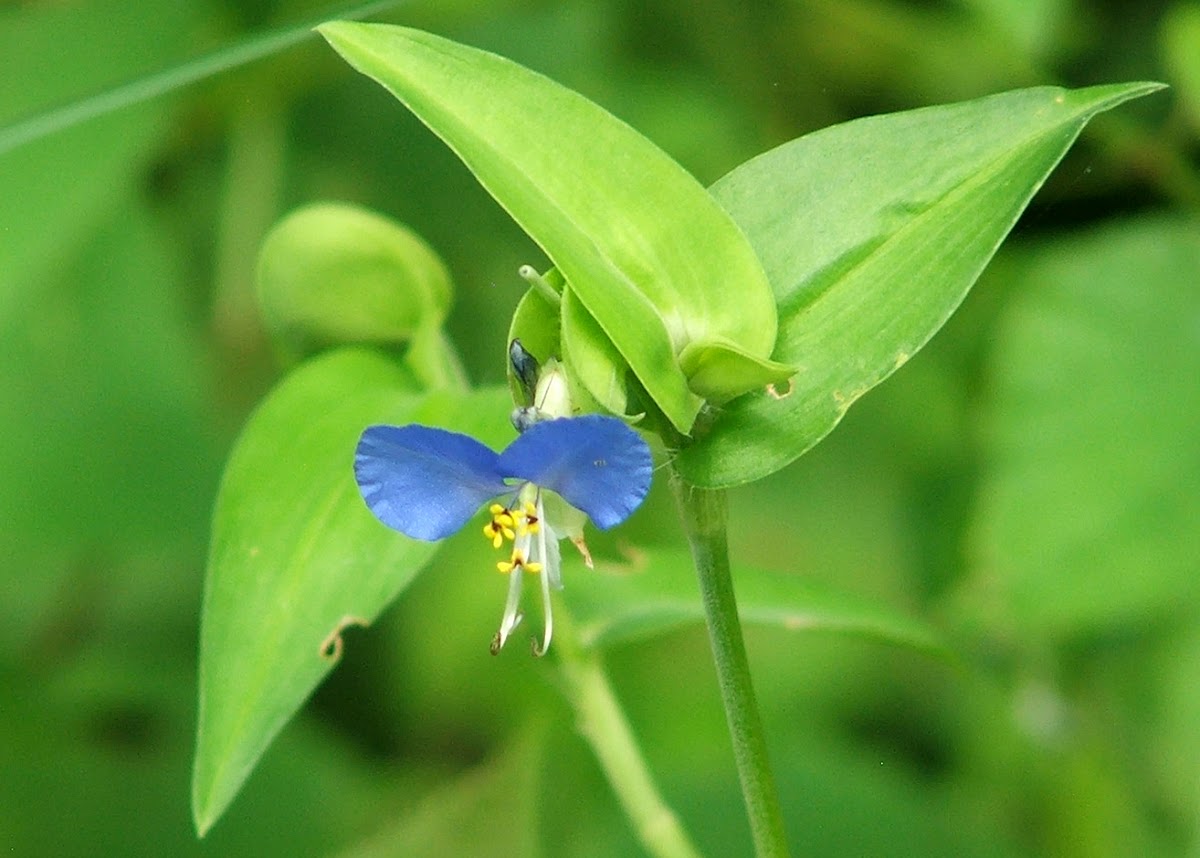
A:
[354,411,651,654]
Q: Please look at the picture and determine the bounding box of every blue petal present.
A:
[498,416,652,530]
[354,425,509,540]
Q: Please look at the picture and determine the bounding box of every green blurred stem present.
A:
[0,0,405,157]
[554,610,704,858]
[213,88,286,349]
[670,471,790,858]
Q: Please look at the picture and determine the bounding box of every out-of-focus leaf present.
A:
[676,82,1163,488]
[1162,2,1200,131]
[566,547,949,657]
[318,22,784,433]
[257,202,451,349]
[954,0,1071,61]
[796,0,1036,104]
[192,348,513,835]
[336,734,542,858]
[0,0,199,319]
[0,0,199,124]
[0,198,217,654]
[966,217,1200,634]
[0,641,397,857]
[1148,624,1200,828]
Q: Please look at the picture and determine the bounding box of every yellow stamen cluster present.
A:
[484,501,542,546]
[485,499,544,575]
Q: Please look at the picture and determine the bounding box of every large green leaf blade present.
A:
[192,348,513,835]
[317,22,781,433]
[566,548,949,658]
[677,82,1164,487]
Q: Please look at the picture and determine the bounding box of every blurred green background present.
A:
[2,0,1198,855]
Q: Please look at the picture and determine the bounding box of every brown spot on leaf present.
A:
[766,377,794,399]
[319,615,369,662]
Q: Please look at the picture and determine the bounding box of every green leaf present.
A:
[966,217,1200,635]
[318,22,781,433]
[676,82,1164,487]
[256,202,464,387]
[192,348,513,835]
[565,547,950,658]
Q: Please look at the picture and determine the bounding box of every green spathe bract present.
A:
[256,201,465,387]
[256,202,449,356]
[318,22,787,434]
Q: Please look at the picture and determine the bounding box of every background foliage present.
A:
[2,0,1197,855]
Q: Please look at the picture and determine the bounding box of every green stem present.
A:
[212,88,286,350]
[670,470,790,858]
[554,608,704,858]
[0,0,405,157]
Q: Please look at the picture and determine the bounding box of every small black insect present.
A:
[509,338,542,432]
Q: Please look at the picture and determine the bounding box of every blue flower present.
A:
[355,414,652,655]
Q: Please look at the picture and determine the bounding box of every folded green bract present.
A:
[319,21,792,434]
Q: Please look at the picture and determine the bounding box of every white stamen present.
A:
[532,495,555,657]
[543,529,563,591]
[492,560,525,655]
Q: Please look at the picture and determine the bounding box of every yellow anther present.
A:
[483,503,516,548]
[516,500,540,535]
[497,549,528,574]
[497,547,543,575]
